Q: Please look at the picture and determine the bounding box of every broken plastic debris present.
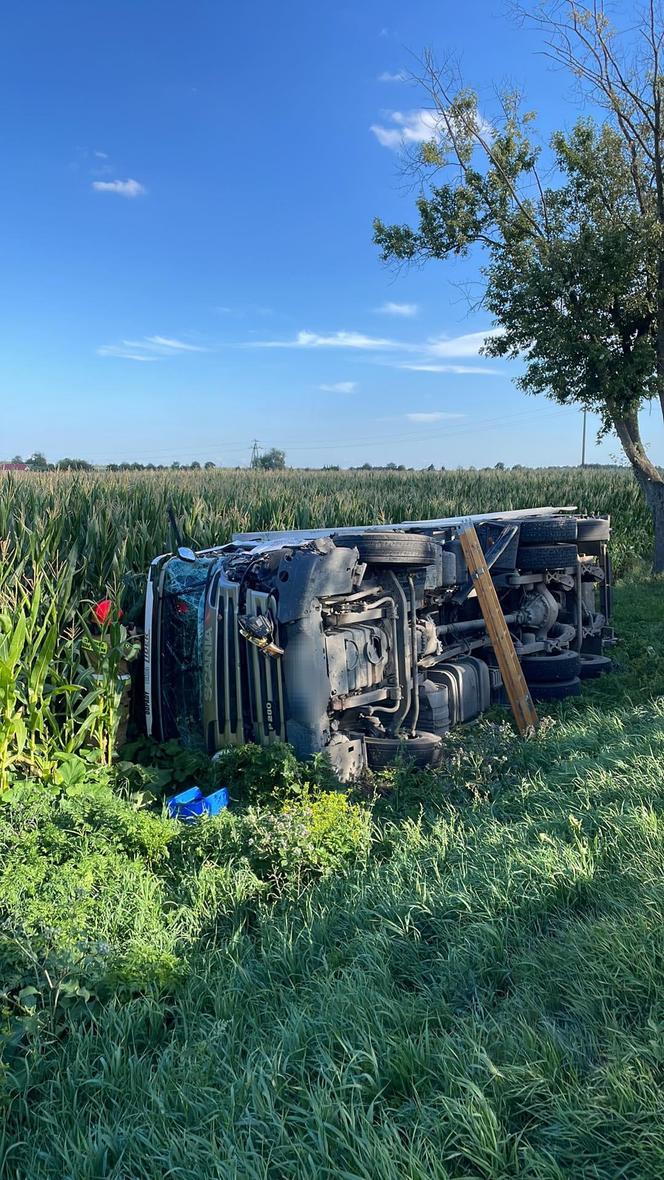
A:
[166,785,229,821]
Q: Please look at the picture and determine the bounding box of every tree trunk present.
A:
[614,413,664,573]
[632,468,664,574]
[646,479,664,574]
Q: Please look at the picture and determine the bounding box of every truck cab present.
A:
[144,509,613,778]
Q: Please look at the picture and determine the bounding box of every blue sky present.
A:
[2,0,662,469]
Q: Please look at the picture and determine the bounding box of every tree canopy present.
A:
[251,448,287,471]
[374,1,664,569]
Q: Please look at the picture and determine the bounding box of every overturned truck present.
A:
[144,508,613,779]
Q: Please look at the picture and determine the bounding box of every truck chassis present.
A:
[144,507,613,778]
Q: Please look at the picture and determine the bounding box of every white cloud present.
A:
[98,335,206,361]
[97,346,159,362]
[376,301,418,317]
[94,150,109,159]
[319,382,357,394]
[426,328,504,358]
[370,108,445,150]
[144,335,206,352]
[406,412,466,422]
[378,71,407,83]
[398,363,500,375]
[252,330,402,351]
[247,325,503,368]
[92,178,146,198]
[371,107,493,152]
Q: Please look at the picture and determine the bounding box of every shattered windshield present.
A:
[159,557,215,749]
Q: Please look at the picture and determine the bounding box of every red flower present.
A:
[93,598,123,625]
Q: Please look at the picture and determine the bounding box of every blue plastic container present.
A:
[202,787,230,815]
[166,786,202,820]
[166,785,229,822]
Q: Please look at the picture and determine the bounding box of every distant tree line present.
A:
[5,447,290,472]
[106,460,218,472]
[2,452,220,472]
[2,451,633,474]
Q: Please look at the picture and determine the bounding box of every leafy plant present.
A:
[241,791,372,892]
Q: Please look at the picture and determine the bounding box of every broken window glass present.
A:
[158,557,215,749]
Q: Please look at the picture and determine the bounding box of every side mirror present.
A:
[177,546,197,562]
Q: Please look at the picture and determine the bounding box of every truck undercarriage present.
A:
[144,508,613,779]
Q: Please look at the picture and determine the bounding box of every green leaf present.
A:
[17,986,39,1009]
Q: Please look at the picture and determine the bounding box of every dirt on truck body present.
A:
[144,507,613,779]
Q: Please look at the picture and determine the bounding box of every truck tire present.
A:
[530,676,582,701]
[579,653,612,679]
[334,531,437,567]
[576,517,610,543]
[365,730,443,770]
[518,517,578,543]
[516,543,578,572]
[521,649,581,682]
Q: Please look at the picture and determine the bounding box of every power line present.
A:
[265,408,566,453]
[90,405,570,465]
[118,407,559,462]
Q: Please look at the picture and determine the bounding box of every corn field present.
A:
[0,466,651,786]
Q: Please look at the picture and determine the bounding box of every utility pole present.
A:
[250,439,261,468]
[581,409,587,468]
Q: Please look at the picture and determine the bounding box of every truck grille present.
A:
[245,588,286,744]
[204,570,245,749]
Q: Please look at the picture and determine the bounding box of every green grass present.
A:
[2,577,664,1178]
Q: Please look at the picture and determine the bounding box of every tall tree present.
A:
[56,457,92,471]
[26,451,49,471]
[374,1,664,570]
[251,448,286,470]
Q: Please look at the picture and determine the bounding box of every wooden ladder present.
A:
[458,520,538,736]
